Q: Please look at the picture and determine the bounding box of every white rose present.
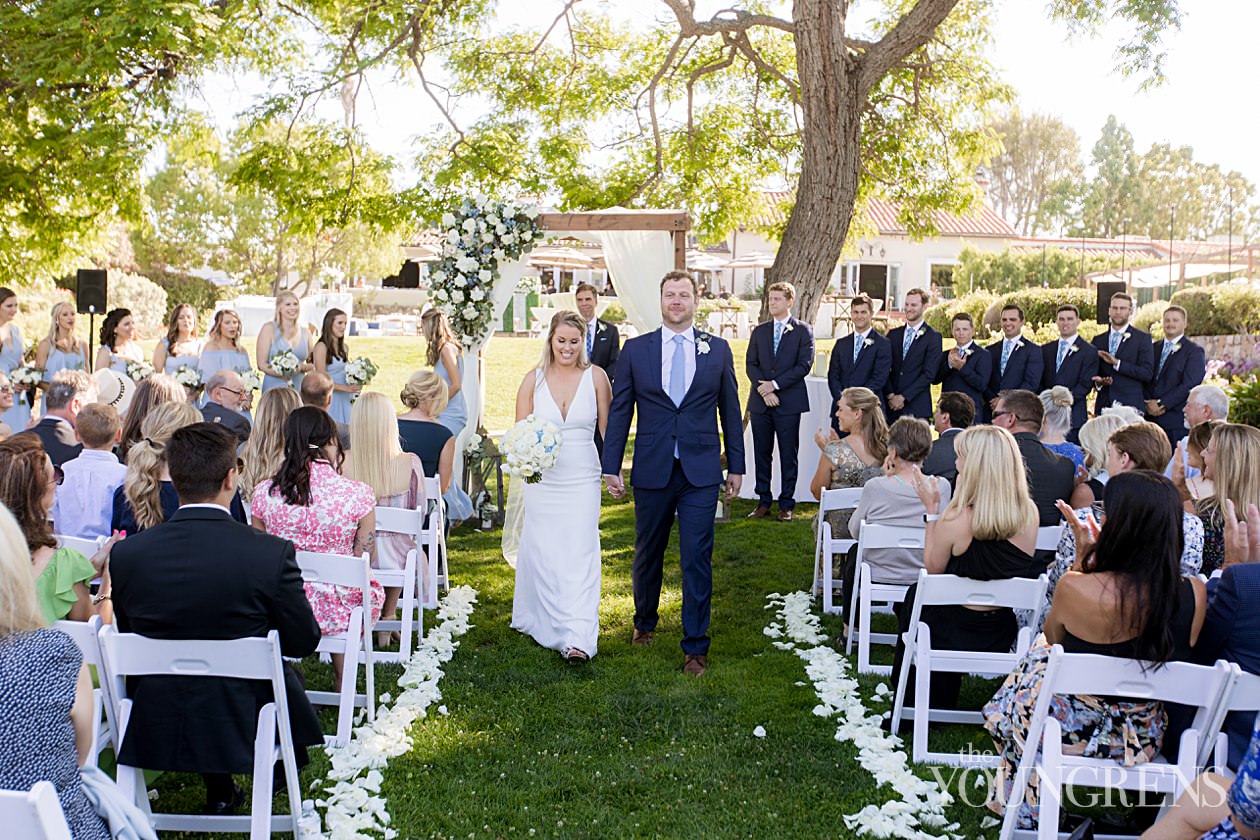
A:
[430,269,446,282]
[470,287,485,301]
[478,269,492,283]
[456,256,479,273]
[441,212,456,228]
[462,304,478,319]
[502,233,517,245]
[442,243,457,257]
[460,232,474,246]
[495,223,507,236]
[440,304,456,317]
[446,230,459,244]
[451,290,464,303]
[462,218,476,232]
[493,248,507,262]
[524,206,540,219]
[481,232,494,243]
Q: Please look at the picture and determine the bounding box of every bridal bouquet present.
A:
[500,415,562,484]
[125,360,155,381]
[10,364,41,403]
[345,356,377,403]
[240,369,263,391]
[269,349,301,379]
[173,364,202,389]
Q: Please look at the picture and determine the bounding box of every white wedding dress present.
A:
[510,367,602,657]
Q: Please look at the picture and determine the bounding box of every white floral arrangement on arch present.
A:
[428,195,543,346]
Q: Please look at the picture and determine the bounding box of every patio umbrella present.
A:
[527,246,596,269]
[725,250,776,269]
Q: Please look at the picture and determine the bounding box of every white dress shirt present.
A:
[661,325,696,400]
[51,449,127,539]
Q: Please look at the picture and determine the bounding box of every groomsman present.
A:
[1040,304,1098,442]
[935,312,991,419]
[746,281,815,521]
[826,294,890,432]
[1091,291,1154,412]
[984,304,1043,422]
[576,282,620,454]
[886,288,942,421]
[1145,304,1206,447]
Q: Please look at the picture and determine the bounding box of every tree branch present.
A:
[661,0,794,37]
[857,0,961,93]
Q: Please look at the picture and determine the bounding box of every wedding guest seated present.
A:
[118,373,185,462]
[250,406,384,683]
[300,371,350,450]
[51,403,125,539]
[19,370,95,468]
[111,401,249,533]
[201,369,252,444]
[810,386,887,539]
[1038,386,1086,469]
[991,389,1091,523]
[397,369,454,493]
[840,417,951,630]
[238,386,301,505]
[109,422,323,816]
[1176,422,1216,502]
[0,436,116,623]
[1165,384,1230,481]
[1077,411,1134,501]
[890,425,1042,709]
[982,471,1206,831]
[0,505,110,839]
[1143,720,1260,840]
[1177,423,1260,575]
[922,391,972,488]
[0,370,18,438]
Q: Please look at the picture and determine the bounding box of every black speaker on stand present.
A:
[1095,280,1125,325]
[76,269,108,371]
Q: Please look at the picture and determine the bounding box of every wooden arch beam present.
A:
[535,211,691,270]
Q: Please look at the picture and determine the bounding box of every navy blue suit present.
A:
[746,317,814,510]
[1041,337,1099,440]
[1194,563,1260,771]
[984,337,1044,421]
[1145,337,1206,447]
[827,329,891,430]
[1091,325,1154,411]
[935,342,991,420]
[601,327,744,655]
[886,323,942,421]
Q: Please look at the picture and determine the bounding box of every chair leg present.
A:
[250,705,276,840]
[845,566,863,656]
[857,573,872,672]
[890,627,914,736]
[912,629,932,764]
[1037,718,1063,840]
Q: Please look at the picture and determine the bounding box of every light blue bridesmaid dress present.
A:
[435,353,474,521]
[40,344,86,414]
[160,337,201,377]
[326,356,352,425]
[0,324,31,430]
[197,346,253,421]
[262,324,310,393]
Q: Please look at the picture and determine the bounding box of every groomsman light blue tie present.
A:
[586,323,595,358]
[670,334,686,456]
[1158,340,1175,375]
[853,331,863,363]
[1001,338,1013,375]
[773,321,783,355]
[1057,340,1069,371]
[903,326,916,356]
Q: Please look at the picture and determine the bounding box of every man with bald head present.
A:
[201,370,251,444]
[301,371,350,450]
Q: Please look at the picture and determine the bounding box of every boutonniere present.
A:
[863,337,874,348]
[957,346,971,358]
[781,322,793,333]
[695,334,711,355]
[1121,331,1131,343]
[1015,339,1025,350]
[1169,343,1180,355]
[1067,344,1079,355]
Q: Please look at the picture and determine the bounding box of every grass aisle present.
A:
[381,498,991,839]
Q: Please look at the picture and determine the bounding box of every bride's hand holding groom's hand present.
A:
[603,473,625,499]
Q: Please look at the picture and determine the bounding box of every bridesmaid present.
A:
[152,303,201,378]
[312,308,356,425]
[94,308,145,377]
[34,302,87,415]
[420,308,473,523]
[198,309,253,416]
[0,288,32,431]
[256,291,314,392]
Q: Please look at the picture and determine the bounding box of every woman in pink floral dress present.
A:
[251,406,384,681]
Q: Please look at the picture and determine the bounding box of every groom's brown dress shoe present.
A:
[747,506,771,519]
[683,654,707,676]
[632,629,653,646]
[777,509,793,522]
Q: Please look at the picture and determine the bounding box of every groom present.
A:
[602,270,744,677]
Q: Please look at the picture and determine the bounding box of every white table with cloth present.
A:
[737,376,835,504]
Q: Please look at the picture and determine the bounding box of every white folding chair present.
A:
[295,550,375,748]
[845,522,924,675]
[813,488,864,614]
[53,616,114,767]
[373,504,424,663]
[97,626,301,839]
[54,534,106,556]
[1203,667,1260,776]
[1035,526,1061,553]
[890,571,1049,766]
[1000,646,1234,840]
[424,476,448,595]
[0,781,72,840]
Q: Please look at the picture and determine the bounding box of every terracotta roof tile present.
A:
[748,191,1015,239]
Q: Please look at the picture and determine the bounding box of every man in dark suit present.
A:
[201,369,252,444]
[827,294,891,433]
[576,282,620,454]
[746,281,815,521]
[922,391,974,488]
[935,312,991,420]
[19,369,94,468]
[886,287,942,422]
[110,422,323,813]
[1091,291,1154,412]
[991,389,1078,525]
[1144,304,1206,448]
[1040,304,1099,442]
[984,304,1043,422]
[300,371,350,450]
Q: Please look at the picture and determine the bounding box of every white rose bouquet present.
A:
[240,369,263,391]
[345,356,378,403]
[174,364,202,389]
[269,349,301,379]
[10,364,41,404]
[125,360,155,381]
[500,415,563,484]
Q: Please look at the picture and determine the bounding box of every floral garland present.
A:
[428,195,543,346]
[765,592,959,840]
[316,586,478,838]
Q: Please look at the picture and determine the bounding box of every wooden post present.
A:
[673,230,687,270]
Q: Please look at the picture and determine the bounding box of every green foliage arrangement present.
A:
[1227,375,1260,428]
[980,288,1099,332]
[109,273,168,337]
[599,303,627,324]
[952,246,1128,293]
[1169,283,1260,336]
[924,292,1000,341]
[1132,300,1170,337]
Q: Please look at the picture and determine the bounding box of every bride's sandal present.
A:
[563,647,589,664]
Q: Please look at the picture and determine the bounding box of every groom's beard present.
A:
[662,310,694,329]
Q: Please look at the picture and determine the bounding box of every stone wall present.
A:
[1190,333,1259,363]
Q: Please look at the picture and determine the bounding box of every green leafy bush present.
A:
[1132,300,1169,338]
[600,302,627,323]
[925,292,1000,341]
[110,272,168,338]
[1169,283,1260,336]
[981,288,1099,332]
[1227,374,1260,428]
[157,274,223,327]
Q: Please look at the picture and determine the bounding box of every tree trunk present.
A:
[763,0,864,325]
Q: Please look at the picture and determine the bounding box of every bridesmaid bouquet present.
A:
[125,360,155,381]
[500,416,563,484]
[10,364,41,404]
[345,356,378,403]
[269,350,301,379]
[174,365,202,389]
[240,369,263,391]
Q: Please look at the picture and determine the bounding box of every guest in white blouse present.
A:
[52,404,126,539]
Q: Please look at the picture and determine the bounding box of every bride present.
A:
[510,310,611,663]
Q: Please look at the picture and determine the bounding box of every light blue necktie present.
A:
[586,324,594,358]
[1158,341,1175,375]
[773,321,783,355]
[853,332,863,363]
[902,326,916,356]
[1000,339,1013,375]
[1109,330,1121,356]
[1056,341,1068,371]
[669,334,687,406]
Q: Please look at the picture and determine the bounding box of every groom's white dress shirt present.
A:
[661,325,697,398]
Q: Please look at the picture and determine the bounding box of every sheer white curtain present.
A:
[568,209,677,332]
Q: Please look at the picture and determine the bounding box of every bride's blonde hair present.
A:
[537,310,589,375]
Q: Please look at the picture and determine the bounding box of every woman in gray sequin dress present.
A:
[809,386,888,538]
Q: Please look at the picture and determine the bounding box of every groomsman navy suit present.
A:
[1040,306,1099,442]
[826,297,891,432]
[576,284,621,454]
[601,273,744,676]
[984,306,1043,422]
[746,285,815,520]
[1144,307,1206,447]
[935,314,991,419]
[885,289,942,421]
[1091,293,1154,411]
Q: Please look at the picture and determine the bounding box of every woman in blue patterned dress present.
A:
[257,291,314,393]
[93,308,146,379]
[34,302,87,415]
[0,288,32,431]
[313,308,355,425]
[1142,718,1260,839]
[420,308,473,522]
[152,303,202,381]
[198,309,253,418]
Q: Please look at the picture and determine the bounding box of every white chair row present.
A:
[0,781,72,840]
[846,523,924,676]
[52,616,115,768]
[812,488,863,615]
